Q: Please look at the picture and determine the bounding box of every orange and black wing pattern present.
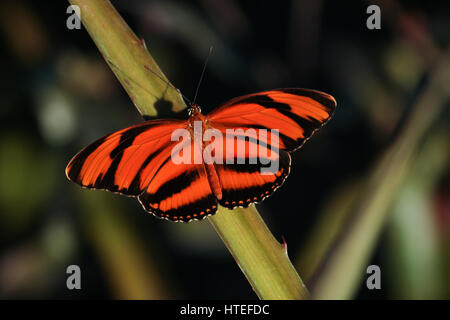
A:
[138,140,218,222]
[66,120,219,222]
[66,120,184,196]
[214,136,292,209]
[207,88,336,151]
[66,88,336,222]
[207,88,336,209]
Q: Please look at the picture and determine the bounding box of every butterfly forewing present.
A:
[207,88,336,151]
[66,120,185,195]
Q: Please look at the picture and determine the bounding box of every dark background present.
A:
[0,0,448,299]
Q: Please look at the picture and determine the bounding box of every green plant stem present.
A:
[210,206,309,299]
[69,0,185,117]
[69,0,308,300]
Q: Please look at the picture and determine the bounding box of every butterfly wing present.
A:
[66,120,184,195]
[66,119,217,222]
[207,88,336,151]
[67,88,336,220]
[138,138,218,222]
[215,132,291,209]
[206,88,336,208]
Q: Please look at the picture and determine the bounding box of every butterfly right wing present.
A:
[207,88,336,152]
[205,128,292,209]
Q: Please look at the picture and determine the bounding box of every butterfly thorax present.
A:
[187,104,209,133]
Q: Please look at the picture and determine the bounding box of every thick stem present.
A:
[210,206,309,299]
[69,0,185,116]
[69,0,308,299]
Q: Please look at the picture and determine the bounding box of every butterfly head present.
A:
[188,104,202,116]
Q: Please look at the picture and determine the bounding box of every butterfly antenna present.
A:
[193,46,213,104]
[106,58,192,105]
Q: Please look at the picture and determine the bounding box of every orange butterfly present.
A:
[66,88,336,222]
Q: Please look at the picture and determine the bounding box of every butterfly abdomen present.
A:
[204,163,223,200]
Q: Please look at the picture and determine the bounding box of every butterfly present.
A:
[66,88,336,222]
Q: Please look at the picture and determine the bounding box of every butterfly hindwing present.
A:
[201,127,290,208]
[138,139,218,222]
[216,151,291,209]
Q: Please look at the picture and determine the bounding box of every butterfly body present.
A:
[186,104,224,201]
[66,89,336,222]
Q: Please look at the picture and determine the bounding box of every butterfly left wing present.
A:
[138,147,218,222]
[66,120,218,222]
[66,120,186,196]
